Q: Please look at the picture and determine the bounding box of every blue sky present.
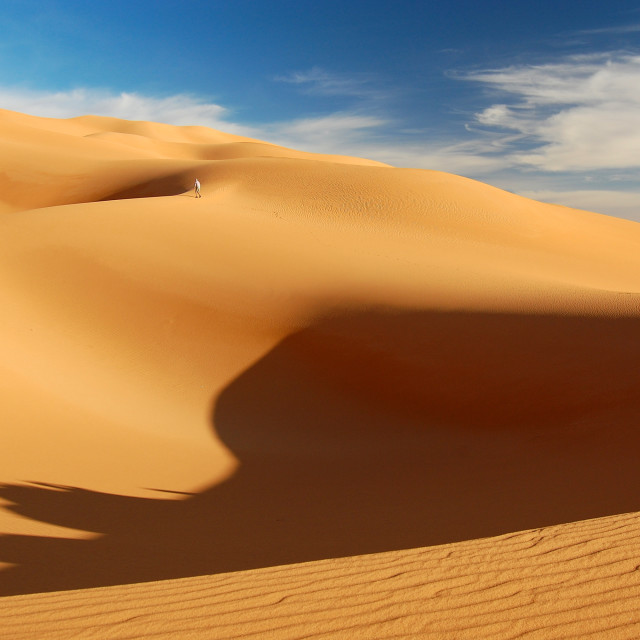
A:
[2,0,640,220]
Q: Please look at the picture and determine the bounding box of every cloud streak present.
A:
[574,24,640,36]
[275,67,383,98]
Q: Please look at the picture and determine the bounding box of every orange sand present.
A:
[2,511,639,639]
[1,107,639,636]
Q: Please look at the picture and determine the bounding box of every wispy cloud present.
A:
[465,53,640,172]
[275,66,383,98]
[574,23,640,36]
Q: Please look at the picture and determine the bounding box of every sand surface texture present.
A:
[1,107,639,636]
[2,511,639,639]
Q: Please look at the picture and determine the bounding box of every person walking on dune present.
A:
[194,178,202,198]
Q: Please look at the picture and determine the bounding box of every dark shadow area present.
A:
[1,308,640,596]
[98,170,193,202]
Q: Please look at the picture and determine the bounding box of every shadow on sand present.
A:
[98,171,193,202]
[1,308,640,595]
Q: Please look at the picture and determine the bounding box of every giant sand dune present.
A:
[1,107,639,637]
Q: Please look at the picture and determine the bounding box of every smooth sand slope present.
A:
[1,108,639,635]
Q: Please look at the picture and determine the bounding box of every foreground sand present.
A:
[1,108,639,635]
[2,511,639,639]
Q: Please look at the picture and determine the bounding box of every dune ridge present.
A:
[1,109,639,636]
[0,108,386,212]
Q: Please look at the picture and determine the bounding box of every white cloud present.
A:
[466,54,640,172]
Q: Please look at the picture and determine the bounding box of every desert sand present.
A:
[0,107,639,637]
[2,511,639,639]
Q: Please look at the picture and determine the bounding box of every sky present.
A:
[2,0,640,221]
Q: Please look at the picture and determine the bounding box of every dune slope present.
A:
[2,511,640,639]
[1,109,639,635]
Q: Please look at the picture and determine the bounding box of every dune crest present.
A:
[1,110,639,637]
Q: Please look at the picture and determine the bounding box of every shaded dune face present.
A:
[2,309,639,596]
[211,308,640,547]
[287,310,640,429]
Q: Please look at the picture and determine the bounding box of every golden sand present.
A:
[1,107,639,637]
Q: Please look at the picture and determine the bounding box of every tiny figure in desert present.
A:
[194,178,202,198]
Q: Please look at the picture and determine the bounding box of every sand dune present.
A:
[0,108,385,211]
[1,109,639,635]
[2,511,639,639]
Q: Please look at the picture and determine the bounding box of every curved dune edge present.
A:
[1,510,639,639]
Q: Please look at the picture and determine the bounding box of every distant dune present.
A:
[1,108,639,638]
